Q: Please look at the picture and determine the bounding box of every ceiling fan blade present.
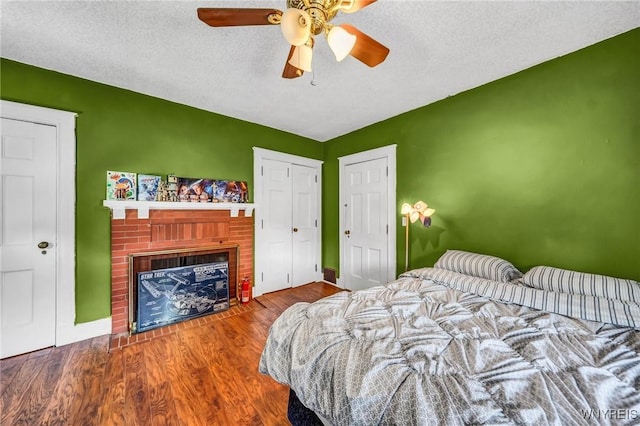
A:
[341,0,377,14]
[341,24,389,67]
[282,45,304,79]
[197,8,282,27]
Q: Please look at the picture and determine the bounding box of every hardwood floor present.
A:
[0,282,343,426]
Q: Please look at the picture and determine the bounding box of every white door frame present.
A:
[1,100,110,346]
[338,145,397,287]
[253,147,323,297]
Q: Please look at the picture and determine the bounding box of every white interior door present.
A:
[343,157,390,291]
[1,118,57,358]
[259,158,293,293]
[291,164,318,286]
[254,148,323,297]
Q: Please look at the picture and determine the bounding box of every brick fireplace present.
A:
[109,208,253,335]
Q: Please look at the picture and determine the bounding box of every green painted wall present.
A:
[1,59,322,323]
[323,28,640,281]
[2,28,638,326]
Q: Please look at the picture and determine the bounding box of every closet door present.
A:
[291,164,318,286]
[254,148,323,297]
[259,159,293,293]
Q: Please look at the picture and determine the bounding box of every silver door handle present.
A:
[38,241,50,249]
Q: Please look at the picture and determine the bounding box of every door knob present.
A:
[38,241,50,249]
[293,227,299,233]
[344,230,350,235]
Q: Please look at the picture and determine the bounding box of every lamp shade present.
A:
[288,44,313,72]
[280,8,311,46]
[401,201,435,225]
[327,26,356,61]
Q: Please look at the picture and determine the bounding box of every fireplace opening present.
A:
[128,245,238,334]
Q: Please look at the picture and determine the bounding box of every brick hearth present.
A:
[109,209,253,335]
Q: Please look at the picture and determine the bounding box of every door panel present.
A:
[260,159,293,293]
[343,157,388,291]
[292,165,317,286]
[1,118,57,358]
[5,175,34,244]
[367,248,383,285]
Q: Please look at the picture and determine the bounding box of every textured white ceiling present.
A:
[1,1,639,141]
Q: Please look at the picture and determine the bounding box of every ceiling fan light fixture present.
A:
[288,43,313,72]
[327,26,356,62]
[281,8,312,46]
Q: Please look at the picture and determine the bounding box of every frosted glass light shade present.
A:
[288,44,313,72]
[327,26,356,61]
[281,8,311,46]
[400,203,412,215]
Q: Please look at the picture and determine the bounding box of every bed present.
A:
[259,250,640,425]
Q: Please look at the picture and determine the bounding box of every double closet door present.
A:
[254,149,322,295]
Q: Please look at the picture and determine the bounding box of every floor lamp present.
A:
[401,201,435,272]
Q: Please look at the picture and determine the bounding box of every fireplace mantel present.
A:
[103,200,255,219]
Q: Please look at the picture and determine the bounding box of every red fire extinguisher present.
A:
[240,276,250,304]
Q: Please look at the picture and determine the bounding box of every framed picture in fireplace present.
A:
[136,261,229,333]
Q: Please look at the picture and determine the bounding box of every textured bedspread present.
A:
[259,270,640,425]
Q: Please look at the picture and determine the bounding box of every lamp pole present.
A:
[404,213,410,272]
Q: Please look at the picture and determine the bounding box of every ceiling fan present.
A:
[197,0,389,79]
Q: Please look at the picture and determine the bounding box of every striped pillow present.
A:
[521,266,640,302]
[434,250,522,283]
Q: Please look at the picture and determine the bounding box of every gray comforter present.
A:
[259,270,640,425]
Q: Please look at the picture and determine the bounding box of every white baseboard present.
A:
[254,273,328,297]
[56,317,112,346]
[320,279,342,288]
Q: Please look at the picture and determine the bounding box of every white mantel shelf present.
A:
[103,200,255,220]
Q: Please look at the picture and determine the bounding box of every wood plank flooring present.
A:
[0,282,343,426]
